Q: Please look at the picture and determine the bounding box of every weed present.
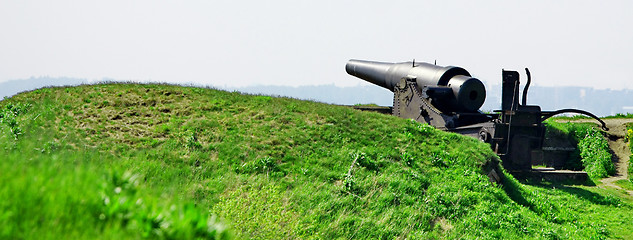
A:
[185,130,203,150]
[402,151,415,166]
[343,172,356,193]
[238,157,282,177]
[0,102,30,139]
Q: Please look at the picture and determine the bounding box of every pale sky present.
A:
[2,1,632,89]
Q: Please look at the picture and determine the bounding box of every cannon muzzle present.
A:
[346,59,486,112]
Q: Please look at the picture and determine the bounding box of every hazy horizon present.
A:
[2,1,633,90]
[1,76,631,117]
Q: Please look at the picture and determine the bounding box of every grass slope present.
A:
[544,120,615,178]
[1,83,633,239]
[628,123,633,181]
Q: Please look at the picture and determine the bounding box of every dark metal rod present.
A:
[522,68,531,106]
[541,109,609,131]
[505,80,520,155]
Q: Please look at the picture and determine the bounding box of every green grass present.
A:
[614,179,633,191]
[554,113,633,120]
[2,83,633,239]
[0,101,229,239]
[626,123,633,181]
[545,120,615,178]
[603,113,633,119]
[549,115,592,120]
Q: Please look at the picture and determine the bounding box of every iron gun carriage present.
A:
[346,59,607,171]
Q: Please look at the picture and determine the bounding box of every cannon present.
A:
[346,59,608,171]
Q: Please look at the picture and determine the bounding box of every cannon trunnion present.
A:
[346,59,607,172]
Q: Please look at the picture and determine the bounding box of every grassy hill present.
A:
[1,83,633,239]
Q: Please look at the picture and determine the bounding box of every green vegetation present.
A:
[0,102,30,139]
[554,113,633,120]
[626,123,633,181]
[1,83,633,239]
[0,101,229,239]
[614,179,633,191]
[545,120,615,178]
[603,113,633,119]
[549,115,592,121]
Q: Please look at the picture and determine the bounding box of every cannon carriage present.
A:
[346,59,607,172]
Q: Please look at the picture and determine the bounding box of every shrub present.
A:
[545,121,614,178]
[576,126,615,178]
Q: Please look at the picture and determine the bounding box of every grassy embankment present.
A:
[544,120,615,178]
[628,123,633,181]
[2,83,633,239]
[553,113,633,120]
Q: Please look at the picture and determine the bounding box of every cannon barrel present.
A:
[346,59,486,112]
